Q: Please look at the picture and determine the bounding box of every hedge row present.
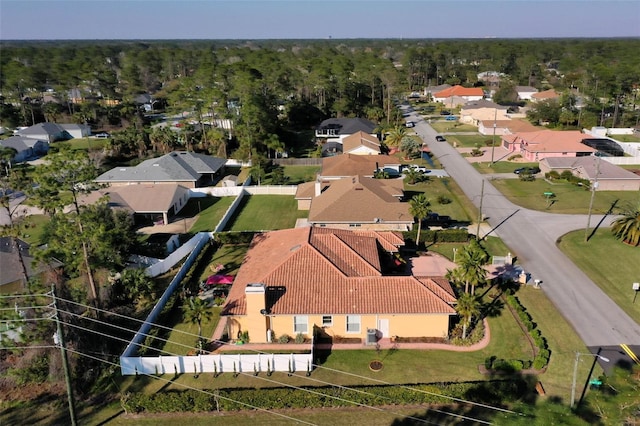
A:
[403,228,470,244]
[213,232,256,244]
[486,295,550,372]
[122,379,528,414]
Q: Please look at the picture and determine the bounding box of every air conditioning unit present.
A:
[366,328,378,345]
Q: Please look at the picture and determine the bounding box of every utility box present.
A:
[366,329,378,345]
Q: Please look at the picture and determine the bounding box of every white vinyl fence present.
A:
[145,232,211,277]
[120,352,313,376]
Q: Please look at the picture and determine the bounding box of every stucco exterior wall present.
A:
[310,223,411,231]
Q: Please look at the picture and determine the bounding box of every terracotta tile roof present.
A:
[531,89,559,100]
[504,130,596,154]
[342,131,381,154]
[433,85,484,98]
[308,176,411,225]
[222,227,455,316]
[320,154,394,178]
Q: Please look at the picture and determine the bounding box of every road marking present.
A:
[620,344,640,365]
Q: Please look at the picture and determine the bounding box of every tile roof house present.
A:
[221,227,456,344]
[540,157,640,191]
[502,130,596,161]
[315,118,377,144]
[531,89,560,102]
[0,136,49,163]
[0,237,62,293]
[95,151,226,188]
[296,176,412,231]
[15,122,68,143]
[341,131,382,155]
[79,184,191,225]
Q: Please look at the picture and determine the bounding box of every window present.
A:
[346,315,361,333]
[293,316,308,334]
[322,315,333,327]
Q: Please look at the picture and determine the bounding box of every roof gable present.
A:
[434,85,484,98]
[317,117,377,135]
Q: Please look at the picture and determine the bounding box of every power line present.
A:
[51,295,521,418]
[62,346,319,426]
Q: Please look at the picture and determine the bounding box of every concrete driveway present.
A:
[405,109,640,353]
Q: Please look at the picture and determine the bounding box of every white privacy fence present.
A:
[120,352,314,376]
[191,185,298,197]
[145,232,211,277]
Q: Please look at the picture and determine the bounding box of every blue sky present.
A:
[1,0,639,40]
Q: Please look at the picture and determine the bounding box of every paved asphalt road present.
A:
[402,105,640,366]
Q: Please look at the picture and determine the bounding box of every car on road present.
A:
[435,135,447,142]
[94,132,110,138]
[445,115,458,121]
[513,166,541,175]
[405,121,415,128]
[439,110,451,115]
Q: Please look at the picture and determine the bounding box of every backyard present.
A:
[223,195,307,231]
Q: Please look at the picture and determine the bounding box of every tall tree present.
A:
[447,239,489,295]
[456,293,481,340]
[409,193,431,247]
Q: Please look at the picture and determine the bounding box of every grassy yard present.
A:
[21,214,50,246]
[612,134,640,142]
[429,122,478,133]
[224,195,307,231]
[557,228,640,324]
[197,243,249,283]
[405,175,477,223]
[473,161,539,174]
[490,178,640,214]
[54,137,108,151]
[448,134,493,148]
[187,196,235,234]
[157,306,222,356]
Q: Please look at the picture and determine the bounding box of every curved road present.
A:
[406,107,640,351]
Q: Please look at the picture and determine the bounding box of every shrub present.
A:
[560,170,574,181]
[278,334,291,344]
[214,232,255,244]
[437,195,452,205]
[295,333,305,344]
[508,154,522,161]
[546,170,560,180]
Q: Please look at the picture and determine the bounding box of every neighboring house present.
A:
[0,136,49,162]
[516,86,538,101]
[0,237,62,294]
[60,123,91,139]
[79,183,191,225]
[477,119,539,136]
[531,89,560,102]
[423,84,451,98]
[318,154,397,180]
[297,175,412,231]
[433,85,484,103]
[341,131,382,155]
[540,157,640,191]
[459,100,509,126]
[315,118,377,144]
[477,71,506,87]
[502,130,596,161]
[15,122,68,143]
[221,175,239,187]
[221,227,456,344]
[436,95,468,109]
[95,151,226,188]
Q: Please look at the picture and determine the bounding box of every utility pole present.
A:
[584,155,601,242]
[476,179,485,240]
[52,284,77,426]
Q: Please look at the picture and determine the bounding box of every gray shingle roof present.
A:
[95,151,226,183]
[0,136,45,151]
[317,118,377,135]
[17,122,64,137]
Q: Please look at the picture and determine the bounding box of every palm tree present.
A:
[452,239,489,295]
[456,293,481,340]
[384,125,407,147]
[409,193,431,247]
[183,296,213,343]
[611,203,640,247]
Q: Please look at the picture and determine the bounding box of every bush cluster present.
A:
[544,171,590,189]
[213,232,256,244]
[436,195,452,205]
[485,295,550,373]
[403,229,469,244]
[121,379,530,414]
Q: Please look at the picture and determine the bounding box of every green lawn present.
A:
[429,122,478,133]
[21,214,50,246]
[557,228,640,324]
[448,134,493,148]
[405,177,476,223]
[187,196,235,234]
[198,243,249,283]
[611,134,640,142]
[157,306,222,356]
[54,137,108,151]
[473,161,539,174]
[224,195,307,231]
[491,178,640,214]
[260,165,321,185]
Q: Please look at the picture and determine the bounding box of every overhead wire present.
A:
[51,294,522,418]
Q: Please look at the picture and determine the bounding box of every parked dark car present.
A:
[435,135,447,142]
[440,110,451,115]
[514,166,541,175]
